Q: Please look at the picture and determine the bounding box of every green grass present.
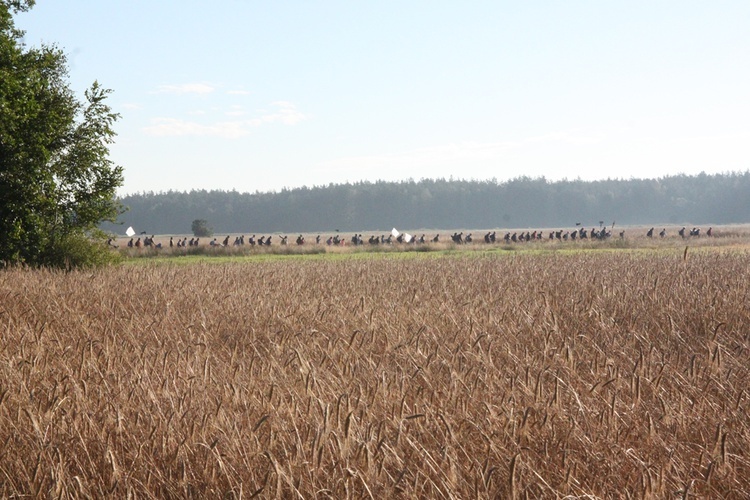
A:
[113,224,750,267]
[118,237,750,267]
[123,247,458,266]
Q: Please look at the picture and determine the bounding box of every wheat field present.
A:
[1,249,749,498]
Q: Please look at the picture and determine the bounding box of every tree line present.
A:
[103,172,750,235]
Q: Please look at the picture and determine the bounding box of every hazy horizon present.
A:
[113,169,749,197]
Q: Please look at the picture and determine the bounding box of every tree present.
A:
[191,219,212,237]
[0,1,124,267]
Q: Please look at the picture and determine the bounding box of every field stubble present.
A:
[1,250,749,497]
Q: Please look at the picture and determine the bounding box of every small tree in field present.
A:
[191,219,212,237]
[0,0,124,268]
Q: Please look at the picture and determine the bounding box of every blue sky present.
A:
[16,1,750,194]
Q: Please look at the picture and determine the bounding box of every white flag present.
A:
[126,226,135,237]
[404,233,413,243]
[391,228,400,238]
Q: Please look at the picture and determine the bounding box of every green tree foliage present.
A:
[1,1,123,267]
[191,219,212,237]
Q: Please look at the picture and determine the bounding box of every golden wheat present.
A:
[1,250,749,497]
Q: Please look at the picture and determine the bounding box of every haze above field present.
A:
[18,1,750,195]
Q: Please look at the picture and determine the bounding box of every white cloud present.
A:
[142,118,250,139]
[250,101,307,126]
[227,89,251,95]
[142,102,308,138]
[225,105,246,117]
[153,83,216,94]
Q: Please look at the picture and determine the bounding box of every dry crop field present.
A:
[1,249,749,497]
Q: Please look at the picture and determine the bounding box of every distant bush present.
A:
[191,219,213,237]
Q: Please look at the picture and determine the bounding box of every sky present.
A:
[16,1,750,195]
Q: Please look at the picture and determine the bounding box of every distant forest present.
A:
[102,172,750,235]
